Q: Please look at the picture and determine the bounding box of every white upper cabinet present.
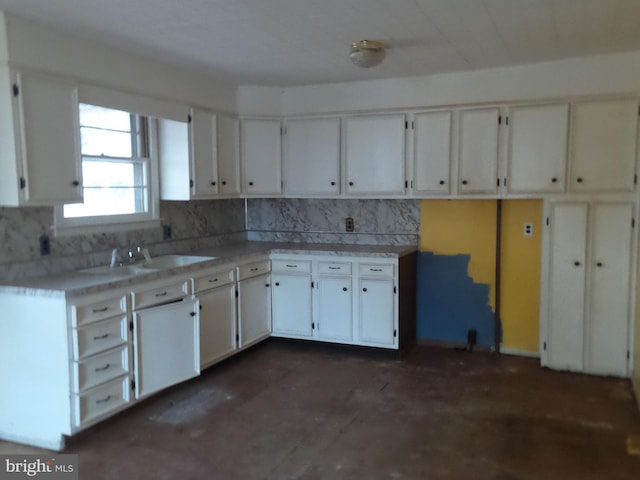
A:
[458,108,500,194]
[413,111,452,195]
[217,114,242,196]
[569,98,638,193]
[284,117,340,196]
[344,114,406,196]
[0,69,82,206]
[507,104,568,194]
[158,117,190,200]
[240,118,282,196]
[190,108,218,198]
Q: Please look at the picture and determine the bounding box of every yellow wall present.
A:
[420,200,497,310]
[420,199,542,353]
[500,200,543,353]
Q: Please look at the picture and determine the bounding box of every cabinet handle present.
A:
[190,311,196,317]
[72,180,80,187]
[96,395,112,404]
[328,266,340,270]
[576,177,583,183]
[208,278,219,283]
[211,181,217,186]
[285,264,297,268]
[93,333,109,340]
[92,306,109,313]
[155,291,168,297]
[265,283,270,287]
[275,282,280,286]
[95,364,110,372]
[349,181,354,186]
[250,267,259,271]
[439,180,445,185]
[574,261,581,266]
[551,177,558,183]
[362,287,367,292]
[462,180,468,185]
[249,181,254,186]
[342,287,348,292]
[370,268,383,272]
[331,181,336,186]
[596,262,603,267]
[222,181,227,185]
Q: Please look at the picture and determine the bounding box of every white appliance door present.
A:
[133,297,200,399]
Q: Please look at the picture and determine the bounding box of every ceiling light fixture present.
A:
[349,40,386,68]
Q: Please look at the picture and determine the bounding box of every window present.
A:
[55,103,159,233]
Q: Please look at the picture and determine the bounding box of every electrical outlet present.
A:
[345,217,354,232]
[39,234,51,256]
[524,223,533,237]
[162,224,172,240]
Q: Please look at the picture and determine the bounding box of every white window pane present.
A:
[79,104,132,131]
[64,187,147,218]
[81,127,133,157]
[82,160,141,188]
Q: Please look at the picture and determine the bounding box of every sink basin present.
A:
[79,254,214,277]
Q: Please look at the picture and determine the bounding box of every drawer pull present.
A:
[93,333,110,340]
[155,291,168,297]
[362,288,368,292]
[328,266,340,270]
[92,306,109,313]
[250,267,259,272]
[285,264,297,268]
[342,287,348,292]
[370,268,383,272]
[95,363,111,372]
[96,395,112,404]
[208,278,219,283]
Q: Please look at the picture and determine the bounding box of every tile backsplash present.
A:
[246,198,420,245]
[0,199,245,282]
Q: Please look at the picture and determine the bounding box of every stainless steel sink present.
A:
[79,264,160,276]
[79,254,215,276]
[142,254,215,269]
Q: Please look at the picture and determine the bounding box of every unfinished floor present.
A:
[2,340,640,479]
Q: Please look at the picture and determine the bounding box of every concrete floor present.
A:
[3,340,640,479]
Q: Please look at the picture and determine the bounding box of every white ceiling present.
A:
[0,0,639,87]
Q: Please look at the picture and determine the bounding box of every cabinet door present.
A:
[458,108,499,194]
[570,99,638,192]
[158,118,190,200]
[240,119,282,195]
[199,284,236,368]
[190,108,218,198]
[316,276,353,342]
[218,114,241,195]
[133,297,200,399]
[238,274,272,348]
[17,72,82,204]
[413,111,451,195]
[587,203,633,377]
[358,278,396,346]
[285,118,340,195]
[271,273,312,338]
[507,104,568,193]
[545,203,588,372]
[345,114,406,195]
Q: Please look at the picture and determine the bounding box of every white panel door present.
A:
[285,118,340,195]
[198,284,236,368]
[570,99,638,192]
[17,72,82,204]
[358,278,395,346]
[133,298,200,399]
[546,203,588,372]
[240,119,282,195]
[413,111,452,195]
[587,203,633,376]
[507,104,568,193]
[316,276,353,342]
[458,108,500,194]
[271,273,312,338]
[190,108,218,198]
[345,114,406,195]
[238,274,272,348]
[217,114,241,195]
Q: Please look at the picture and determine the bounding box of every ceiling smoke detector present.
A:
[349,40,386,68]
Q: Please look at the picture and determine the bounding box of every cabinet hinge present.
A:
[131,379,136,390]
[393,329,397,338]
[496,178,500,187]
[311,281,314,288]
[543,341,547,351]
[632,218,635,228]
[189,179,194,188]
[393,286,397,294]
[19,177,26,190]
[503,177,507,187]
[129,320,133,331]
[505,116,509,126]
[405,120,408,129]
[405,180,408,189]
[312,322,315,330]
[236,334,239,342]
[188,114,192,123]
[12,83,18,97]
[546,217,550,226]
[635,174,637,185]
[498,115,502,125]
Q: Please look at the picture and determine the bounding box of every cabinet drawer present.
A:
[74,316,128,360]
[193,267,235,293]
[71,295,128,327]
[317,261,352,275]
[73,345,130,393]
[131,280,190,310]
[271,259,311,274]
[237,260,271,280]
[74,375,130,427]
[358,263,395,277]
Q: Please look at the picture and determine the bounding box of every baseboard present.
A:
[416,339,540,358]
[499,347,540,359]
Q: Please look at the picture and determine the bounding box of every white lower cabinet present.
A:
[358,276,397,347]
[237,260,272,348]
[542,201,635,377]
[315,276,353,342]
[197,281,237,368]
[272,272,313,338]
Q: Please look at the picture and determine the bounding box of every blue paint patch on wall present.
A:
[416,251,496,346]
